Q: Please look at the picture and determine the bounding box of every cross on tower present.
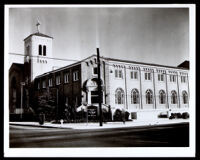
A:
[36,20,41,33]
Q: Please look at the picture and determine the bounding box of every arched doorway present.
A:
[85,78,104,105]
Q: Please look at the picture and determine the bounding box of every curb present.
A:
[9,121,189,130]
[9,123,72,129]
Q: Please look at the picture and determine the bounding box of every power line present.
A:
[9,53,189,77]
[9,53,79,62]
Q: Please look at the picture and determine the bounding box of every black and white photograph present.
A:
[4,4,196,157]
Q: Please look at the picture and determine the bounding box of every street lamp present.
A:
[20,82,25,119]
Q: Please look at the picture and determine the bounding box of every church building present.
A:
[9,24,190,121]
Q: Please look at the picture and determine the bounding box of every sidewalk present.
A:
[9,118,189,130]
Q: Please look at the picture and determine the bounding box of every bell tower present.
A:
[24,20,54,82]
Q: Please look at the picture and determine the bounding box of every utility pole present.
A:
[97,48,103,126]
[56,88,59,121]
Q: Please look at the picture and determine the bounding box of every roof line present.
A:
[103,56,189,70]
[35,55,97,78]
[35,61,82,78]
[35,54,188,79]
[24,32,53,41]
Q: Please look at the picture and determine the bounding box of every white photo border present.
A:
[4,4,196,157]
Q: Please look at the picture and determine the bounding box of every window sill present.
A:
[64,82,69,84]
[114,77,123,80]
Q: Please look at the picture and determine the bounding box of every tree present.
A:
[36,90,57,122]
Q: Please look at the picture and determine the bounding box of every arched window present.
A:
[131,89,139,104]
[39,45,42,55]
[43,45,46,56]
[146,89,153,104]
[171,90,177,104]
[182,91,188,104]
[115,88,124,104]
[159,90,166,104]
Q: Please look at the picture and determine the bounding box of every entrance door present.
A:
[91,91,103,104]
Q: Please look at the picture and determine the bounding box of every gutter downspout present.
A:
[165,71,169,109]
[139,67,143,109]
[124,66,128,110]
[177,74,181,108]
[153,70,156,109]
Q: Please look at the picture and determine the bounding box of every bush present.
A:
[169,115,175,120]
[113,109,122,121]
[177,113,182,118]
[182,112,189,119]
[113,109,130,121]
[169,112,189,119]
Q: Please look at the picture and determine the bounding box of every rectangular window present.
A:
[148,73,151,80]
[173,75,176,82]
[93,67,98,75]
[37,82,40,89]
[181,76,186,83]
[118,70,123,78]
[158,74,161,81]
[145,72,147,80]
[42,80,46,88]
[49,78,53,87]
[158,74,164,81]
[64,73,69,83]
[131,71,138,79]
[115,69,123,78]
[170,75,176,82]
[134,71,138,79]
[56,75,61,85]
[145,72,151,80]
[115,69,118,78]
[73,71,79,81]
[130,71,133,79]
[161,74,164,81]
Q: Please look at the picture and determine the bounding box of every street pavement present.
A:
[9,120,189,147]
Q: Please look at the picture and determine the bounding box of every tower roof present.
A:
[24,32,53,41]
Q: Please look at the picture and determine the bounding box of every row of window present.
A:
[38,45,46,56]
[115,88,188,105]
[38,71,79,89]
[114,69,187,83]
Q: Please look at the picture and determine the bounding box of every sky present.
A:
[9,7,189,67]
